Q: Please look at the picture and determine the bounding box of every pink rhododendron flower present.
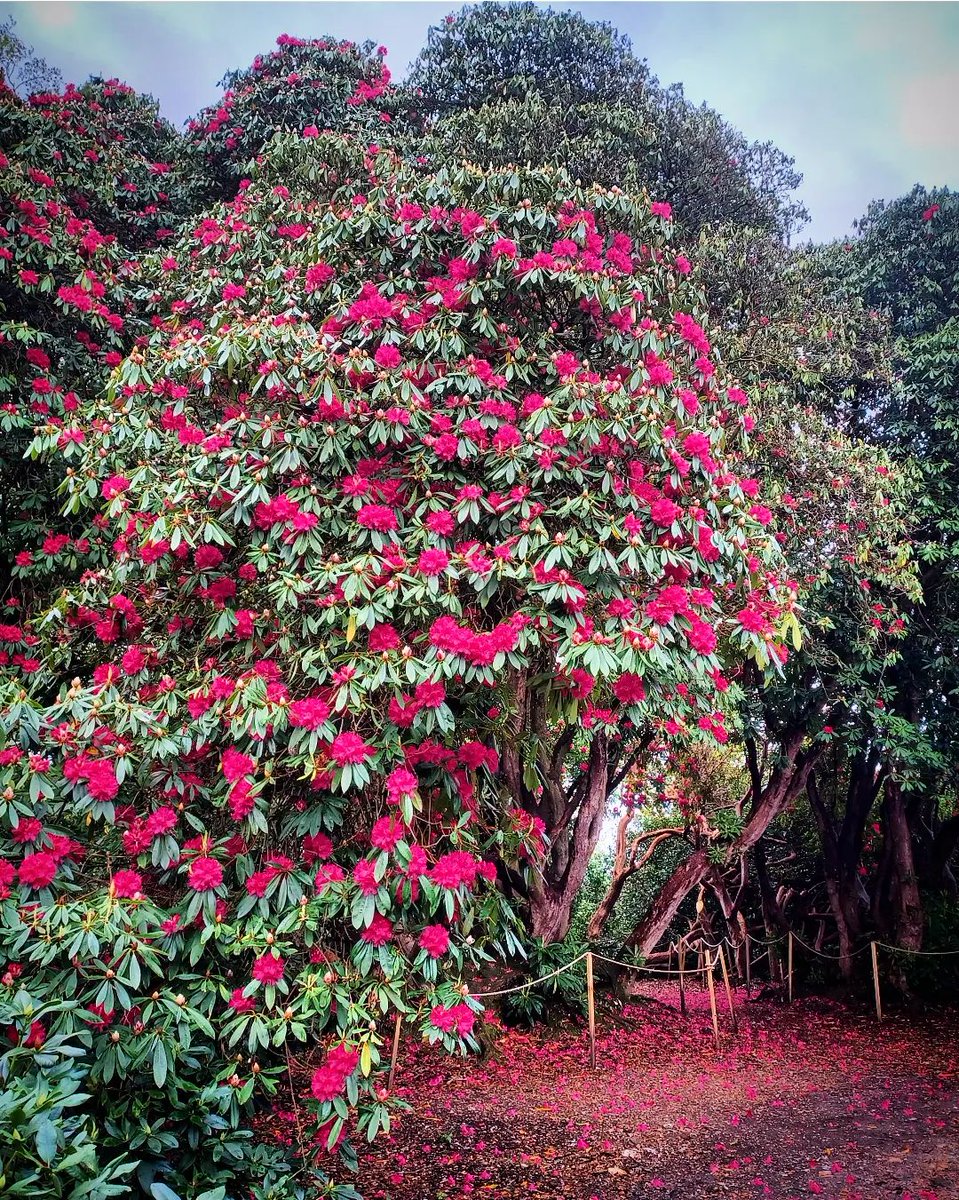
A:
[417,548,450,576]
[386,766,419,801]
[188,856,223,891]
[374,342,402,369]
[330,732,373,766]
[353,858,380,895]
[430,1002,475,1037]
[613,673,646,705]
[110,869,143,899]
[303,832,333,862]
[222,747,254,781]
[650,498,681,527]
[101,475,131,500]
[315,862,346,892]
[356,504,398,532]
[229,987,256,1013]
[18,851,57,890]
[360,913,393,945]
[418,924,450,958]
[288,697,331,728]
[251,951,284,984]
[370,816,405,851]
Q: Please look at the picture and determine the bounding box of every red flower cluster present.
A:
[311,1043,361,1103]
[110,869,144,899]
[288,696,332,729]
[330,731,373,766]
[252,951,284,985]
[188,856,223,892]
[418,924,450,958]
[429,614,523,666]
[428,851,495,891]
[429,1002,475,1037]
[64,754,119,802]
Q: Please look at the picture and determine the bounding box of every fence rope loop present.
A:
[591,951,713,977]
[470,935,959,1001]
[471,951,589,999]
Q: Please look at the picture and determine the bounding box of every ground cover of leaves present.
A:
[275,984,959,1200]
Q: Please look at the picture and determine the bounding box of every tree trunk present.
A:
[497,667,656,944]
[823,875,862,982]
[707,867,749,978]
[625,729,822,958]
[528,731,609,942]
[529,889,575,944]
[624,848,711,953]
[754,839,784,982]
[884,777,923,951]
[927,813,959,895]
[806,765,877,982]
[585,819,684,941]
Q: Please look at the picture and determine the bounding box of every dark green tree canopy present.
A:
[407,2,649,115]
[407,2,806,241]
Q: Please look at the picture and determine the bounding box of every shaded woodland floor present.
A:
[326,984,959,1200]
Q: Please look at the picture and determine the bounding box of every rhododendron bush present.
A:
[0,124,801,1193]
[186,35,409,204]
[0,72,191,577]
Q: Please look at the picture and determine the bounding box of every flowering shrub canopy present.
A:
[1,127,798,1193]
[1,12,954,1198]
[0,74,191,572]
[186,36,408,204]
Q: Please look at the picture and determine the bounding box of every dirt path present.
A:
[353,987,959,1200]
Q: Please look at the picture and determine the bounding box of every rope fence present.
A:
[386,930,959,1083]
[471,951,589,999]
[787,932,871,960]
[875,942,959,956]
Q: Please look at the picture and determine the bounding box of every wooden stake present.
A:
[787,930,794,1004]
[586,951,597,1069]
[678,939,687,1017]
[706,951,721,1050]
[871,941,883,1022]
[718,944,738,1033]
[745,936,752,997]
[387,1013,402,1090]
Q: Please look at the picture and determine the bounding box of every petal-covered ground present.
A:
[343,985,958,1200]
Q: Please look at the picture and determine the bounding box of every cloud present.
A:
[899,70,959,151]
[30,1,77,30]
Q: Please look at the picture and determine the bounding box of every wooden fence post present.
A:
[745,936,752,997]
[718,944,738,1033]
[871,942,883,1022]
[678,939,687,1017]
[388,1013,402,1090]
[586,951,597,1068]
[787,930,794,1004]
[706,951,721,1050]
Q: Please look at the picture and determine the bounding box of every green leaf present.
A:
[150,1184,182,1200]
[152,1039,168,1088]
[35,1117,58,1164]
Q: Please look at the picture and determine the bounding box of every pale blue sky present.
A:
[8,2,959,243]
